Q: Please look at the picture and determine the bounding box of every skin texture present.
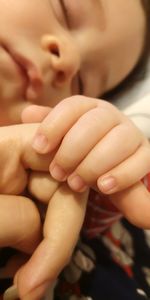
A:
[22,103,150,229]
[28,97,150,194]
[0,124,88,300]
[0,0,149,299]
[1,123,150,300]
[20,95,150,300]
[0,0,145,123]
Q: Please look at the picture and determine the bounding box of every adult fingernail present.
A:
[32,133,50,153]
[3,285,19,300]
[98,176,116,193]
[50,164,67,181]
[68,175,88,192]
[22,281,50,300]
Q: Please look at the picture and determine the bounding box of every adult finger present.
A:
[0,124,53,195]
[15,184,88,300]
[0,195,42,254]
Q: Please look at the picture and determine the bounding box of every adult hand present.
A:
[0,124,88,299]
[15,180,88,300]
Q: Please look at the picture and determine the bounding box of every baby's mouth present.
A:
[1,43,43,102]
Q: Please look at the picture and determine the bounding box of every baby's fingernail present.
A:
[32,133,50,153]
[50,164,67,181]
[68,175,88,192]
[98,176,116,193]
[3,285,19,300]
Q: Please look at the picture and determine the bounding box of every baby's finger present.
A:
[0,195,41,254]
[32,96,99,153]
[110,181,150,229]
[28,171,60,203]
[21,105,51,123]
[18,123,54,172]
[49,106,120,181]
[97,140,150,194]
[15,184,88,300]
[67,121,142,191]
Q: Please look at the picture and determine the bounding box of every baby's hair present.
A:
[104,0,150,100]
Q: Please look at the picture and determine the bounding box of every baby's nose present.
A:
[41,35,81,88]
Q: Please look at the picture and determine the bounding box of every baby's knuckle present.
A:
[28,172,59,203]
[57,153,74,170]
[78,167,98,184]
[62,95,84,106]
[98,99,119,112]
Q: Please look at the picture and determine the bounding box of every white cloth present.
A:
[123,93,150,139]
[113,60,150,138]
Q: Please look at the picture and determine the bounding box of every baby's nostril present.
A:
[56,70,66,83]
[49,43,60,57]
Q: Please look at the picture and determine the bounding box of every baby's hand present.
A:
[24,96,150,194]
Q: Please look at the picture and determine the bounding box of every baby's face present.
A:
[0,0,146,124]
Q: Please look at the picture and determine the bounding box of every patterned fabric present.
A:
[53,175,150,300]
[1,175,150,300]
[83,189,122,238]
